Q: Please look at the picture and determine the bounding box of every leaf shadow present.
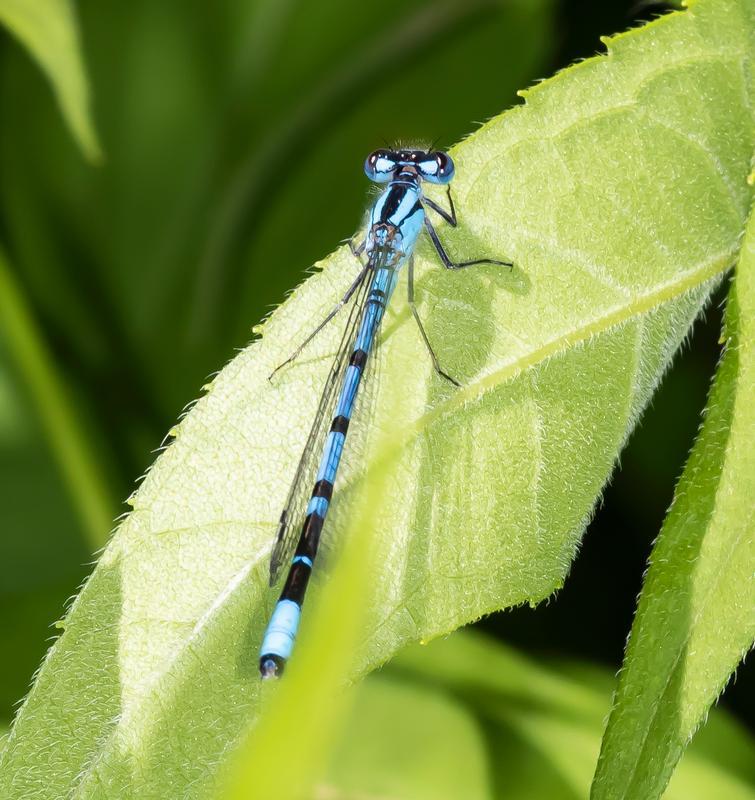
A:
[396,233,530,640]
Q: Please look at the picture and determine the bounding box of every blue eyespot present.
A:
[419,151,454,184]
[365,150,396,183]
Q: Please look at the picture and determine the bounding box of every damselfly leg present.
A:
[424,214,512,270]
[422,186,512,270]
[269,258,369,381]
[422,186,457,226]
[407,257,460,387]
[350,236,366,260]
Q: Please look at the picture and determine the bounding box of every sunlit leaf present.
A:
[0,1,753,797]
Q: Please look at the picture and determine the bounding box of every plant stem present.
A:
[0,245,113,550]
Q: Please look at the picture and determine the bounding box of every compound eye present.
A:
[364,149,395,182]
[436,152,454,178]
[419,151,455,184]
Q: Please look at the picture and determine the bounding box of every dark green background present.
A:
[0,0,750,735]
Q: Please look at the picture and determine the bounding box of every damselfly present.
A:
[259,147,511,678]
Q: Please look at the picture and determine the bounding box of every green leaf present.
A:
[392,626,607,726]
[590,205,755,796]
[502,708,755,800]
[392,632,755,800]
[323,676,493,800]
[1,0,753,797]
[0,0,101,161]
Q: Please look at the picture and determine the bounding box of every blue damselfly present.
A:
[259,147,511,678]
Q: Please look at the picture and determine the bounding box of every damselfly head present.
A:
[364,149,455,185]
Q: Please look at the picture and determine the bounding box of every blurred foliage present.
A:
[0,0,752,798]
[359,632,755,800]
[230,631,755,799]
[0,0,100,159]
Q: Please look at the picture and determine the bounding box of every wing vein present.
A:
[268,256,377,582]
